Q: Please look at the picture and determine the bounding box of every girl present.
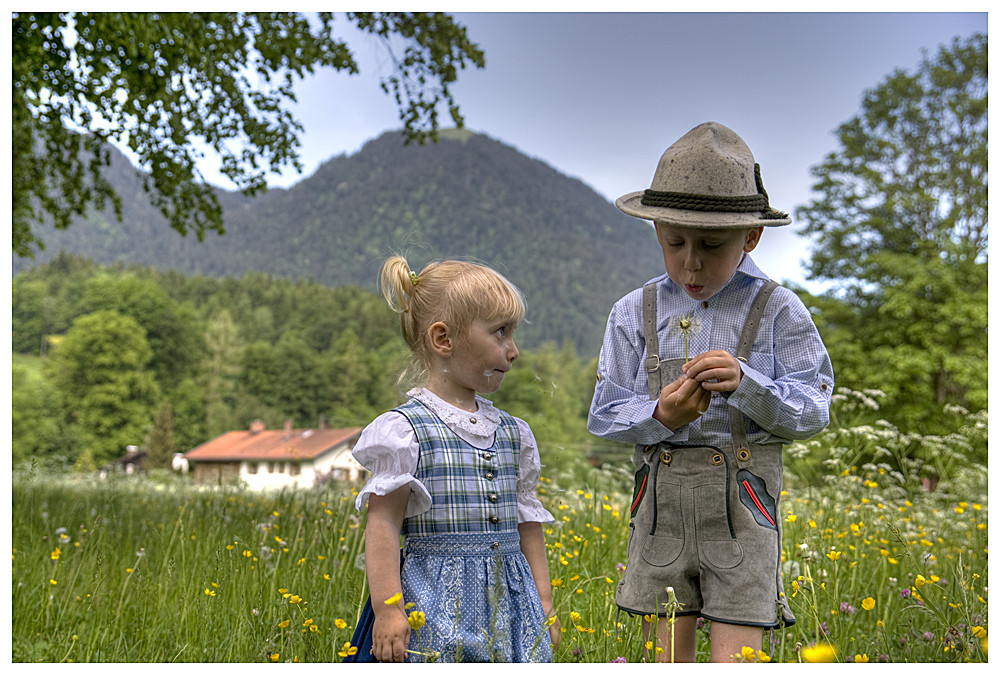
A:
[346,256,560,663]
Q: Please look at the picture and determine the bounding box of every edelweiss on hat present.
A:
[616,121,791,228]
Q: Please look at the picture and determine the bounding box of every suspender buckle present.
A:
[645,354,660,373]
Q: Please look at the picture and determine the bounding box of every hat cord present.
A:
[640,164,788,220]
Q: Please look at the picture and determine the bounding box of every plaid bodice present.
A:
[394,398,521,537]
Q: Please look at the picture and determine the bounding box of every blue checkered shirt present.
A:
[588,255,834,447]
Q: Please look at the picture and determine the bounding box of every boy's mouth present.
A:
[685,284,705,294]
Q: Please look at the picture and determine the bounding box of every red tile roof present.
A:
[185,426,362,462]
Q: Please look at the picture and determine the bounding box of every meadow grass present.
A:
[12,448,987,663]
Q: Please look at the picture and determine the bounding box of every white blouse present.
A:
[353,388,554,524]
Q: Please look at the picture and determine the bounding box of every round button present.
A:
[489,516,499,524]
[701,301,709,309]
[711,453,724,466]
[737,447,751,461]
[491,542,499,549]
[660,452,672,465]
[482,453,492,461]
[470,417,477,424]
[489,493,498,503]
[485,472,494,480]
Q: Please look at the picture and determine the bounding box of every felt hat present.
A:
[616,122,790,228]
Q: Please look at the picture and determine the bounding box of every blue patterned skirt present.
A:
[347,531,553,663]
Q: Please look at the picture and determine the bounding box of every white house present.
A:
[184,419,364,490]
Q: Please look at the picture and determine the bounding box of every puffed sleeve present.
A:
[352,411,432,518]
[514,418,555,524]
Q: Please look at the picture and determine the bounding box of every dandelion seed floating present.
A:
[668,313,702,362]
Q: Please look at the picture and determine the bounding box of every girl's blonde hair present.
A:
[380,256,526,388]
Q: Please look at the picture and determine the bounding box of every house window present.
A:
[248,463,258,474]
[289,463,300,476]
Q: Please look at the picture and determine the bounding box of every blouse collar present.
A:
[407,387,501,437]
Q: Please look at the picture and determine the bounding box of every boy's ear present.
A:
[743,227,764,253]
[428,321,453,357]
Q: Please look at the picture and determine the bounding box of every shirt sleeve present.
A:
[514,418,555,524]
[352,412,432,518]
[727,289,834,440]
[587,295,678,445]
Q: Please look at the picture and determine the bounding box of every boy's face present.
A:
[654,222,763,301]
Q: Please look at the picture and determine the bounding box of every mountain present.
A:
[13,128,664,355]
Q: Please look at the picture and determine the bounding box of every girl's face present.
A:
[428,317,519,409]
[654,222,763,300]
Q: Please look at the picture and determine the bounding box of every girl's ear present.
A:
[428,321,453,357]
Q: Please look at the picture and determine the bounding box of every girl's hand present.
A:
[682,350,743,392]
[372,609,411,663]
[653,373,712,429]
[547,612,562,650]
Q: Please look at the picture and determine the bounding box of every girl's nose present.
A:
[508,341,519,362]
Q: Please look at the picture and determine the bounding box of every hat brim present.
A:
[616,191,791,228]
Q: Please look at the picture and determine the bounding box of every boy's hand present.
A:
[682,350,743,392]
[653,374,712,430]
[372,608,411,662]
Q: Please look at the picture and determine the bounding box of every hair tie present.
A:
[409,271,419,287]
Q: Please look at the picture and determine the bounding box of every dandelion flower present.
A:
[669,313,702,361]
[384,592,403,606]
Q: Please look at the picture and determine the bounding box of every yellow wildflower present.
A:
[338,642,358,658]
[570,611,582,623]
[407,611,426,630]
[801,642,836,663]
[741,646,757,662]
[204,588,216,597]
[278,620,290,629]
[384,592,403,606]
[288,594,302,604]
[854,654,869,663]
[861,597,876,611]
[50,548,61,560]
[269,653,280,662]
[335,619,347,630]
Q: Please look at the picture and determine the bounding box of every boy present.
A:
[588,122,834,662]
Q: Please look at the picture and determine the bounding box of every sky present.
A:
[187,9,987,293]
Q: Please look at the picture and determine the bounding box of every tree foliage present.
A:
[796,33,987,432]
[11,11,484,257]
[44,310,162,465]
